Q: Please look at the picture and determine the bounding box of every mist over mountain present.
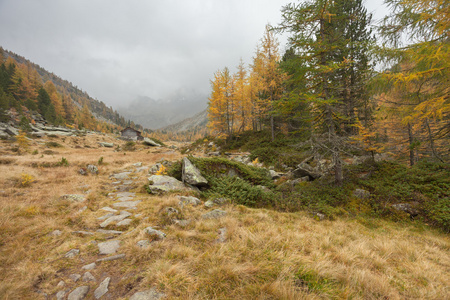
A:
[118,89,208,129]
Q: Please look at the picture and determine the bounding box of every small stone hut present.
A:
[120,127,143,140]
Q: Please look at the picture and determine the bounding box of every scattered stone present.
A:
[136,240,151,248]
[133,162,143,167]
[136,166,149,172]
[96,229,123,235]
[72,231,94,236]
[392,202,420,217]
[293,162,322,180]
[117,196,134,201]
[69,274,81,282]
[116,192,135,198]
[49,229,62,236]
[177,196,201,207]
[313,212,326,221]
[79,168,87,176]
[202,209,227,219]
[147,175,189,194]
[117,219,133,226]
[204,200,215,208]
[100,212,132,227]
[96,254,126,263]
[173,219,191,227]
[164,207,179,217]
[57,280,66,288]
[182,157,208,187]
[149,163,163,174]
[144,227,166,241]
[61,194,86,202]
[100,207,118,213]
[129,288,166,300]
[213,197,228,205]
[112,172,131,180]
[99,142,114,148]
[216,228,227,243]
[269,170,281,179]
[67,286,90,300]
[65,249,80,258]
[112,181,121,185]
[56,290,66,300]
[81,263,96,270]
[97,213,115,220]
[135,214,143,218]
[78,206,88,213]
[143,137,161,147]
[87,164,99,174]
[98,240,121,255]
[123,180,134,185]
[353,188,371,199]
[94,277,111,299]
[82,272,96,282]
[112,200,141,209]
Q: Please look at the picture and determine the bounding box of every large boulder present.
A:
[143,137,161,147]
[182,157,208,187]
[292,162,323,180]
[148,175,189,194]
[392,202,420,217]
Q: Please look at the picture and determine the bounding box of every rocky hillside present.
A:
[159,109,207,133]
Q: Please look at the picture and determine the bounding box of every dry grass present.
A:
[0,134,448,299]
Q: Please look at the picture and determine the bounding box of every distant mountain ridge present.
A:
[2,48,137,130]
[159,109,207,133]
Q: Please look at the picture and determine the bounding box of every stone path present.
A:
[52,160,226,299]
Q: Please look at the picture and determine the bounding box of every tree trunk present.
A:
[425,118,444,162]
[407,123,415,166]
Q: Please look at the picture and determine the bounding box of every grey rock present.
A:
[81,263,96,270]
[61,194,86,202]
[313,212,326,220]
[122,180,134,185]
[112,200,141,209]
[49,229,62,236]
[164,207,179,217]
[216,227,227,243]
[96,229,123,235]
[112,172,131,180]
[82,272,96,282]
[177,196,201,207]
[213,197,228,205]
[133,162,143,167]
[147,175,188,194]
[129,288,166,300]
[182,157,208,187]
[79,168,88,176]
[143,137,161,147]
[4,125,19,136]
[87,164,98,174]
[99,212,132,227]
[68,286,90,300]
[65,249,80,258]
[99,142,114,148]
[204,200,215,208]
[97,213,115,220]
[72,231,94,236]
[136,240,151,248]
[98,240,121,255]
[392,202,420,216]
[116,219,132,226]
[117,196,134,201]
[293,163,322,180]
[353,189,371,199]
[69,274,81,282]
[269,170,281,179]
[136,166,149,172]
[57,280,66,287]
[202,209,227,219]
[96,254,126,262]
[94,277,111,299]
[173,219,191,228]
[208,151,220,157]
[149,163,163,174]
[56,290,66,300]
[116,192,135,198]
[144,227,166,241]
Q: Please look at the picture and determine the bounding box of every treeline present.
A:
[207,0,449,183]
[0,48,146,133]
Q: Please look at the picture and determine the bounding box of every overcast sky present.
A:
[0,0,388,108]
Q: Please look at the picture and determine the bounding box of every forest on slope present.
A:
[206,0,449,177]
[0,48,146,133]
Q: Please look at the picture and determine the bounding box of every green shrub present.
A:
[123,141,136,151]
[58,157,69,167]
[45,141,63,148]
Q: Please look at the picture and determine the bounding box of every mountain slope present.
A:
[152,109,208,141]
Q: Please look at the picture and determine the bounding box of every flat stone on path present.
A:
[113,200,141,209]
[178,196,201,207]
[61,194,86,202]
[94,277,111,299]
[96,229,123,235]
[129,288,166,300]
[202,209,227,219]
[81,262,96,270]
[144,227,166,241]
[56,290,66,300]
[65,249,80,258]
[97,213,115,220]
[100,207,118,213]
[117,219,132,226]
[98,240,121,255]
[68,286,90,300]
[69,274,81,282]
[117,196,134,201]
[136,240,150,248]
[116,192,135,198]
[96,254,126,263]
[82,271,96,282]
[112,172,131,180]
[72,231,94,236]
[99,212,132,227]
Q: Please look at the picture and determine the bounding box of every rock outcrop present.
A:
[182,157,208,187]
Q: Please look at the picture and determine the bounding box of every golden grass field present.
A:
[0,133,449,299]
